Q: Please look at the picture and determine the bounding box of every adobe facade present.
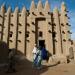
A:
[0,0,74,63]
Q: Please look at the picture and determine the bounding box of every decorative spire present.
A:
[61,2,66,11]
[30,0,35,12]
[7,6,11,13]
[14,7,18,13]
[53,7,59,16]
[44,0,50,12]
[61,2,65,6]
[37,0,43,11]
[53,7,58,12]
[22,6,26,13]
[1,3,5,13]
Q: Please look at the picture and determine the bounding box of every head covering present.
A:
[34,44,37,47]
[32,44,37,54]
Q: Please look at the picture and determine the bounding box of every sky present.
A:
[0,0,75,39]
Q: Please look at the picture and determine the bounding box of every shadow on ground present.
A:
[0,41,59,75]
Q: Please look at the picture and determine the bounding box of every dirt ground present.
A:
[0,59,75,75]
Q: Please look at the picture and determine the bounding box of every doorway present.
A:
[39,40,45,48]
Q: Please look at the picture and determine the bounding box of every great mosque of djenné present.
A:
[0,0,75,63]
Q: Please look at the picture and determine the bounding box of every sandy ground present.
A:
[0,60,75,75]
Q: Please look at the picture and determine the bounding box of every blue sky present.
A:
[0,0,75,39]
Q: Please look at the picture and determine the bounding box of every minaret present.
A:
[3,7,11,44]
[43,0,53,55]
[53,7,62,57]
[30,0,35,12]
[9,7,19,49]
[37,0,43,11]
[44,0,50,12]
[60,2,70,56]
[17,6,27,55]
[27,0,36,60]
[0,4,5,40]
[0,4,9,63]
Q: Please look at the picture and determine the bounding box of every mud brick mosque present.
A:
[0,0,75,63]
